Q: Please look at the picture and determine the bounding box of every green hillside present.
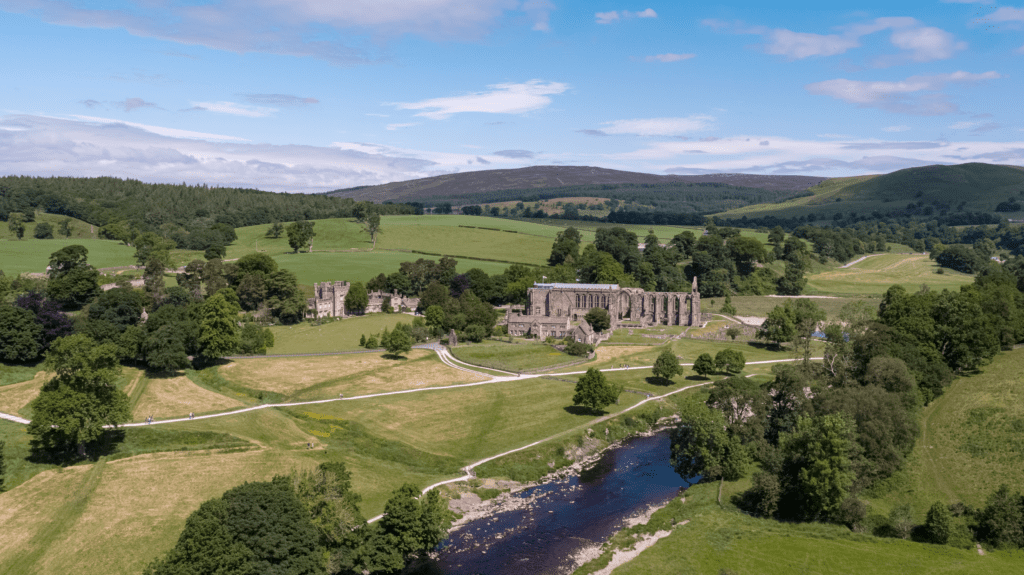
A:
[716,163,1024,224]
[844,163,1024,208]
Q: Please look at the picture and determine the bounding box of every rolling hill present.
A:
[715,163,1024,224]
[326,165,827,203]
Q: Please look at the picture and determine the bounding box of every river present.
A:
[419,430,689,575]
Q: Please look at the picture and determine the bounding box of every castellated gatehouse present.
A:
[506,277,709,341]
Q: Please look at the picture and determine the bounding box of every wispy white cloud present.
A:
[805,71,1001,115]
[601,115,715,136]
[68,115,247,141]
[493,149,534,158]
[884,26,967,64]
[0,113,526,192]
[521,0,555,31]
[949,120,1001,133]
[705,16,965,63]
[189,101,276,117]
[391,80,569,120]
[643,53,695,63]
[988,7,1024,23]
[242,94,319,106]
[595,8,657,24]
[120,97,158,112]
[612,135,1024,176]
[765,29,860,59]
[883,125,912,132]
[385,123,417,130]
[0,0,531,64]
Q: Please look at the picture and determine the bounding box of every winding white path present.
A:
[0,348,820,524]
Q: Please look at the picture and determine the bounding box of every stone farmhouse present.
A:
[307,281,420,318]
[505,278,708,344]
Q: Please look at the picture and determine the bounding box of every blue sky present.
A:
[1,0,1022,193]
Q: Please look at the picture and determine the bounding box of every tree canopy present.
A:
[27,334,131,459]
[572,368,622,413]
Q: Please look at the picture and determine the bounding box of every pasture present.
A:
[265,313,423,354]
[218,350,482,401]
[449,342,581,372]
[0,213,99,242]
[268,250,512,287]
[804,253,975,295]
[574,477,1020,575]
[228,215,572,266]
[0,238,136,276]
[864,349,1024,520]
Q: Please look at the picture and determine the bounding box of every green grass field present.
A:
[266,314,422,354]
[863,349,1024,521]
[573,477,1021,575]
[804,254,975,296]
[702,295,881,320]
[0,238,136,276]
[228,215,573,265]
[0,212,100,242]
[269,250,512,287]
[450,342,581,372]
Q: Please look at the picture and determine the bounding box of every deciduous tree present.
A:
[584,307,611,332]
[670,399,747,484]
[692,353,716,378]
[197,292,239,361]
[0,304,44,362]
[572,368,622,413]
[287,220,316,253]
[27,334,131,459]
[345,282,369,315]
[652,348,682,381]
[714,349,746,374]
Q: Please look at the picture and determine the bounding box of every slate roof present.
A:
[576,318,594,335]
[533,283,619,290]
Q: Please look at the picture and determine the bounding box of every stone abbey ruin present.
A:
[307,277,708,345]
[506,278,709,343]
[306,281,421,318]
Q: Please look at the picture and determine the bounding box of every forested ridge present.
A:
[419,181,813,215]
[0,175,418,232]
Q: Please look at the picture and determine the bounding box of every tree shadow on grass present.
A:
[685,375,709,382]
[563,405,605,417]
[381,353,410,361]
[28,429,127,466]
[644,376,678,387]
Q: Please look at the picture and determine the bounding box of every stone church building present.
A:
[307,281,420,318]
[505,278,707,343]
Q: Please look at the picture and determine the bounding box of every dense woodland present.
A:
[0,176,419,252]
[673,258,1024,549]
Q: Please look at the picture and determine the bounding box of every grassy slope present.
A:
[0,212,98,242]
[864,349,1024,520]
[265,313,422,354]
[582,478,1021,575]
[0,238,136,276]
[229,215,573,265]
[269,250,512,286]
[716,163,1024,223]
[449,342,580,372]
[804,253,974,296]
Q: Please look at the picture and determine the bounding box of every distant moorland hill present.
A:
[326,165,828,202]
[715,162,1024,226]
